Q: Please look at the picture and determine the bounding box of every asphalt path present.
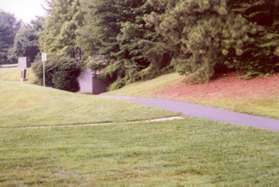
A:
[104,96,279,132]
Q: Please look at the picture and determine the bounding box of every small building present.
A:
[78,68,111,95]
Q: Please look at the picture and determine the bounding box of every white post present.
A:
[42,53,47,87]
[43,60,46,87]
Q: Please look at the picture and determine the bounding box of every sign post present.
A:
[42,53,47,87]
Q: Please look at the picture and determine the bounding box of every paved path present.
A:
[103,96,279,132]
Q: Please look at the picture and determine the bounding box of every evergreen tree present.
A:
[152,0,271,82]
[77,0,172,88]
[40,0,84,57]
[37,0,279,89]
[0,11,19,64]
[228,0,279,76]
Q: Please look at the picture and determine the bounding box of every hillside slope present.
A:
[0,68,35,82]
[2,67,278,119]
[2,72,279,186]
[0,81,173,127]
[107,73,279,119]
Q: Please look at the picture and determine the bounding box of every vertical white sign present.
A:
[18,57,27,70]
[41,53,47,87]
[42,53,47,62]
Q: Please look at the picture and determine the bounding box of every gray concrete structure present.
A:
[78,68,110,95]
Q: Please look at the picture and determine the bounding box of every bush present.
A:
[32,55,81,92]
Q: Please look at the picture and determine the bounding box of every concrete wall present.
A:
[92,78,110,95]
[78,68,111,94]
[78,69,93,94]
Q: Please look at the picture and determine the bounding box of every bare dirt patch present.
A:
[154,73,279,100]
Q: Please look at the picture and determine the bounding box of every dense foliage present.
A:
[36,0,84,91]
[0,11,20,64]
[36,0,279,90]
[32,55,80,91]
[77,0,172,88]
[40,0,84,57]
[228,0,279,77]
[12,17,44,63]
[0,11,42,65]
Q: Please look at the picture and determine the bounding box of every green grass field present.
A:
[1,119,279,186]
[1,72,279,186]
[0,68,35,82]
[0,81,173,127]
[191,97,279,119]
[108,73,183,96]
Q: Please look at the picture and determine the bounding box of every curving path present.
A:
[103,96,279,132]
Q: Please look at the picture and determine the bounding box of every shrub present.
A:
[32,55,80,92]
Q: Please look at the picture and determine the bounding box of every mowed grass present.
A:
[107,73,279,119]
[1,77,279,186]
[0,67,35,82]
[191,97,279,119]
[107,73,183,96]
[0,81,173,127]
[1,119,279,186]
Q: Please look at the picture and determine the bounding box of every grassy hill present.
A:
[107,73,279,119]
[0,81,173,128]
[1,70,279,186]
[2,67,278,119]
[108,73,184,96]
[0,67,35,82]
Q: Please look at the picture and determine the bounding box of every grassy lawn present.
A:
[1,119,279,186]
[0,68,35,82]
[190,97,279,119]
[0,81,173,127]
[107,73,183,97]
[107,73,279,119]
[1,73,279,186]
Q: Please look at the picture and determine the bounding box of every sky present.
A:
[0,0,47,23]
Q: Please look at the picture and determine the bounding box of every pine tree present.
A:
[38,0,279,87]
[40,0,84,57]
[77,0,172,88]
[152,0,276,82]
[228,0,279,76]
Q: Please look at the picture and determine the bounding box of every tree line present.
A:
[0,11,43,65]
[1,0,279,91]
